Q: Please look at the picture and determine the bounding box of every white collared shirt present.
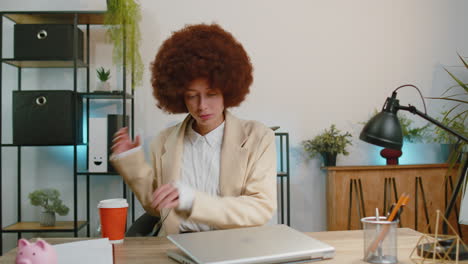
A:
[177,120,224,232]
[111,120,225,232]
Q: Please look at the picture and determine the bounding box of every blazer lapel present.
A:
[160,114,192,234]
[160,115,191,185]
[219,111,249,196]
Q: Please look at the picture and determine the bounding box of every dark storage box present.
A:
[14,24,84,60]
[13,90,83,145]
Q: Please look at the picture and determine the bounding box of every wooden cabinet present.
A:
[325,164,464,234]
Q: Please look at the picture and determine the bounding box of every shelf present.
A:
[3,11,107,25]
[277,172,288,177]
[1,143,86,147]
[77,171,119,176]
[80,92,133,99]
[3,221,87,233]
[2,59,87,68]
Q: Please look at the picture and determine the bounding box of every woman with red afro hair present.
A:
[111,23,276,236]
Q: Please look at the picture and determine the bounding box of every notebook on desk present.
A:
[167,224,335,264]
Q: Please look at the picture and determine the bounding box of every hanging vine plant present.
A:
[105,0,144,88]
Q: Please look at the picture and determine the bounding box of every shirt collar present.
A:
[187,120,225,148]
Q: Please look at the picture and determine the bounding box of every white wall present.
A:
[2,0,468,253]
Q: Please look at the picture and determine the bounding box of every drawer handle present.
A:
[37,30,48,40]
[35,96,47,106]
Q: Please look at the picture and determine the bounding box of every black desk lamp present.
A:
[359,84,468,234]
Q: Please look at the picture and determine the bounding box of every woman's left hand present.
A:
[151,184,180,210]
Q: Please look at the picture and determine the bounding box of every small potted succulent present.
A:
[96,67,111,92]
[28,189,69,226]
[302,124,352,167]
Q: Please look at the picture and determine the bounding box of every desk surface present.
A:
[0,228,421,264]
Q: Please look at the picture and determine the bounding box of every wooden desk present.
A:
[0,228,422,263]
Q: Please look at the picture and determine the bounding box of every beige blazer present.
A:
[111,111,277,236]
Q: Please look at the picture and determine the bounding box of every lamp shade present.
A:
[359,111,403,150]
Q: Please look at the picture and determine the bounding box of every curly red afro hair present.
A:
[151,23,253,113]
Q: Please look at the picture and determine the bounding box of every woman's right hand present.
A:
[151,184,180,210]
[111,127,141,155]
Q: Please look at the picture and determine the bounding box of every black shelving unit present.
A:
[1,58,88,68]
[80,92,133,99]
[0,11,136,255]
[276,132,290,226]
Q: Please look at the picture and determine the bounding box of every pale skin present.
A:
[111,78,225,212]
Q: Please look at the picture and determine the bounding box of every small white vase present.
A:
[40,211,56,227]
[96,81,111,92]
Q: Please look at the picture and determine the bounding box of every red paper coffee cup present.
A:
[98,198,128,244]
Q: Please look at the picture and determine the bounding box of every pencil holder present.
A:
[361,216,398,264]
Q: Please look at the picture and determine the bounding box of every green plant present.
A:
[428,111,467,144]
[105,0,143,88]
[426,54,468,206]
[398,113,430,143]
[96,67,111,82]
[427,53,468,160]
[302,124,352,158]
[28,189,69,216]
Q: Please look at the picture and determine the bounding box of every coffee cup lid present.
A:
[98,198,128,208]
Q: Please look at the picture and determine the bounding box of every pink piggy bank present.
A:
[16,238,57,264]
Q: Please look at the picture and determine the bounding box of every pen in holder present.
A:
[362,194,410,264]
[361,216,399,264]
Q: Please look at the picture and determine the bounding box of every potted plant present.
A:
[398,113,430,143]
[105,0,143,89]
[96,67,111,91]
[427,53,468,165]
[28,189,69,227]
[425,110,466,162]
[302,124,352,167]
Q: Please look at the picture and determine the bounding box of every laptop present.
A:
[167,224,335,264]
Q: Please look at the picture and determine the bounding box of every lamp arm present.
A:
[398,105,468,143]
[399,105,468,234]
[443,157,467,234]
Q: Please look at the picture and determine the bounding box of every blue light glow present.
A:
[82,114,87,144]
[370,146,386,165]
[46,145,87,162]
[370,141,448,165]
[399,141,419,165]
